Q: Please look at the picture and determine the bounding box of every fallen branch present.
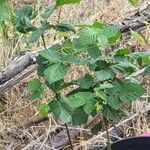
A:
[0,3,149,92]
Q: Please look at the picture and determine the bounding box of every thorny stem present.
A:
[103,116,112,150]
[65,123,74,150]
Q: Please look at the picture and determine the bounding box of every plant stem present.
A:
[41,34,47,49]
[65,123,74,150]
[103,116,112,150]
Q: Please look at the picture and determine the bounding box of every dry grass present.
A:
[0,0,150,150]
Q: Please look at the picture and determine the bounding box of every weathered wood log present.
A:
[0,3,149,92]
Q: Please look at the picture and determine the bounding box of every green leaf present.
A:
[96,69,114,81]
[119,82,144,103]
[15,6,35,33]
[91,123,102,135]
[128,0,139,6]
[101,25,121,44]
[0,0,9,22]
[26,79,43,100]
[97,35,108,50]
[49,100,72,123]
[113,48,131,57]
[96,89,107,101]
[88,47,101,59]
[72,107,88,125]
[38,103,50,118]
[83,99,96,114]
[111,61,138,73]
[127,52,150,60]
[93,60,110,71]
[26,79,42,92]
[44,63,68,84]
[99,83,114,89]
[29,22,50,43]
[92,22,106,29]
[106,96,121,110]
[54,23,75,33]
[103,105,119,120]
[39,44,62,62]
[56,0,81,6]
[16,6,32,18]
[42,4,56,19]
[75,74,94,89]
[73,27,102,52]
[68,92,94,109]
[45,79,64,92]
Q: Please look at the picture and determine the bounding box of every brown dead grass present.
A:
[0,0,150,150]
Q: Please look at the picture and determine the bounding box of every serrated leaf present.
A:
[45,79,64,92]
[91,123,102,135]
[44,63,68,84]
[56,0,81,6]
[119,82,144,103]
[72,107,88,125]
[88,47,101,59]
[0,0,9,22]
[103,105,119,120]
[15,6,35,33]
[127,52,150,59]
[111,61,138,73]
[54,23,75,33]
[101,25,121,44]
[42,4,56,19]
[97,35,108,50]
[39,44,62,62]
[96,69,114,81]
[26,79,43,101]
[106,96,121,110]
[94,60,110,71]
[96,89,107,100]
[68,92,94,109]
[75,74,94,89]
[27,79,42,92]
[16,6,32,18]
[38,103,50,118]
[83,99,96,114]
[49,100,72,123]
[73,27,102,52]
[29,22,50,43]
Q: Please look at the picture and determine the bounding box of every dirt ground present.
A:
[0,0,150,149]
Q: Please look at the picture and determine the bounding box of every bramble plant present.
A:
[14,0,150,149]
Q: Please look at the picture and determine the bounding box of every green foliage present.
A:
[44,63,68,84]
[26,79,43,100]
[75,74,94,89]
[49,99,72,123]
[72,107,88,125]
[29,22,50,43]
[42,4,56,19]
[38,103,50,118]
[67,92,94,109]
[56,0,81,6]
[24,2,149,136]
[15,6,36,33]
[128,0,139,6]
